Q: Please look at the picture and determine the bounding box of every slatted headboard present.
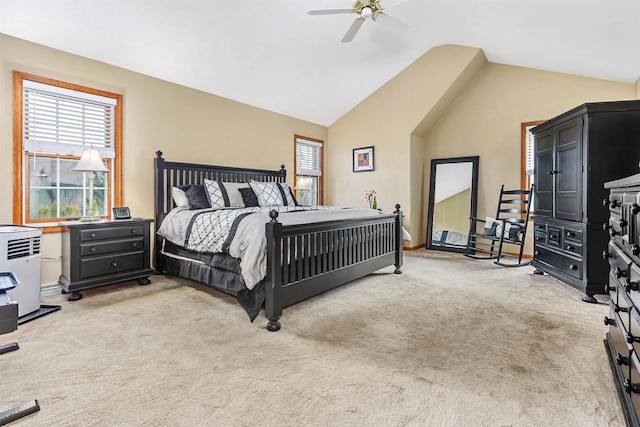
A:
[153,150,286,269]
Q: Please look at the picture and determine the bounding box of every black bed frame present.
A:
[154,151,403,331]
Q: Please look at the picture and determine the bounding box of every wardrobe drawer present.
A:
[79,251,144,280]
[547,226,562,249]
[534,245,582,280]
[563,226,583,243]
[79,225,144,242]
[563,241,583,257]
[80,237,144,257]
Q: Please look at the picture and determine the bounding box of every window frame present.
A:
[13,71,123,233]
[293,134,324,206]
[521,120,545,191]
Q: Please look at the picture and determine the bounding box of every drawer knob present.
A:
[633,203,640,215]
[628,282,639,292]
[604,316,616,326]
[603,198,610,207]
[617,353,630,366]
[111,261,118,268]
[90,232,97,238]
[610,229,620,237]
[131,229,138,234]
[566,231,573,237]
[627,333,640,343]
[603,223,611,231]
[632,244,640,257]
[611,200,621,208]
[615,305,629,313]
[534,250,540,256]
[603,250,612,260]
[566,245,573,251]
[615,267,627,279]
[569,264,577,271]
[620,219,628,228]
[131,242,138,248]
[605,283,616,293]
[90,247,97,253]
[624,379,640,394]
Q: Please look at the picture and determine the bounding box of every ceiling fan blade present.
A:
[374,12,409,33]
[308,8,354,15]
[341,17,366,43]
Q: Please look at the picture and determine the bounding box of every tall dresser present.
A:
[604,173,640,426]
[531,100,640,303]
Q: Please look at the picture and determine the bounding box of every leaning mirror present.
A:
[426,156,479,252]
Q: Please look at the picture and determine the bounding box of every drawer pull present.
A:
[627,333,640,343]
[633,203,640,215]
[566,245,573,251]
[624,379,640,394]
[603,250,611,260]
[566,231,573,237]
[620,219,628,227]
[111,261,118,268]
[632,244,640,257]
[615,267,627,279]
[611,200,621,208]
[603,223,611,231]
[568,264,577,271]
[604,316,616,326]
[131,242,138,248]
[627,282,639,292]
[534,250,540,256]
[90,232,97,238]
[615,305,629,313]
[616,353,630,366]
[131,229,138,234]
[603,198,610,207]
[610,229,620,237]
[549,235,557,241]
[90,247,97,253]
[605,283,616,293]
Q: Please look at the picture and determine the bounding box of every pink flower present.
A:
[364,189,376,202]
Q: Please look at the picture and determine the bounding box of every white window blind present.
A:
[23,80,116,158]
[525,125,536,176]
[296,138,322,176]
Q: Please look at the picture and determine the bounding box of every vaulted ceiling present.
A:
[2,0,639,126]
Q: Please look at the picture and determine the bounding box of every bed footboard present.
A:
[264,205,403,331]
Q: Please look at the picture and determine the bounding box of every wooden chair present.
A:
[465,185,533,267]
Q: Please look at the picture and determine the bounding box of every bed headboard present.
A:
[153,150,286,269]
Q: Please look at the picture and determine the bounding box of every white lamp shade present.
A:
[73,148,109,172]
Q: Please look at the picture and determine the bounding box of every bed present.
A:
[153,151,404,331]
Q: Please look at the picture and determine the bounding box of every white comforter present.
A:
[157,206,395,290]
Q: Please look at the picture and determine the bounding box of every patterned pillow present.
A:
[184,185,210,210]
[280,183,298,207]
[203,179,230,209]
[249,181,285,207]
[239,187,259,207]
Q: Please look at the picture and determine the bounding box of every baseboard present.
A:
[40,283,63,297]
[403,243,425,251]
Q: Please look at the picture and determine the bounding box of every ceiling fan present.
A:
[308,0,409,43]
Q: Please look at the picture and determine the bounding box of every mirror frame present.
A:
[426,156,479,252]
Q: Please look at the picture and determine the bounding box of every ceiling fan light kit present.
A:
[308,0,408,43]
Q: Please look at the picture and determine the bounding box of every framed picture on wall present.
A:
[353,146,374,172]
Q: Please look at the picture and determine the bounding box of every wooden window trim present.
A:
[13,71,123,234]
[521,120,545,191]
[293,134,324,205]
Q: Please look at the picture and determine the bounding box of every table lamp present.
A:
[73,148,108,221]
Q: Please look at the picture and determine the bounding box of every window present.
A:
[521,121,545,190]
[13,72,122,231]
[294,135,324,206]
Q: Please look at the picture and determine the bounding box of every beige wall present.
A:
[422,63,635,254]
[433,188,471,234]
[327,45,487,247]
[0,33,327,286]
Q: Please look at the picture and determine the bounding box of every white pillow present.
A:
[172,187,189,207]
[221,182,250,208]
[249,180,285,207]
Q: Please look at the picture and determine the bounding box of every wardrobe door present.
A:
[535,128,554,217]
[554,117,582,222]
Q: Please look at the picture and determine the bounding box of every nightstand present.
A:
[58,219,153,301]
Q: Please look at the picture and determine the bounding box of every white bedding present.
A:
[157,206,397,290]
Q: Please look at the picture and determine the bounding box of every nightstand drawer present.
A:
[80,237,144,256]
[79,225,144,242]
[534,245,583,279]
[79,251,145,279]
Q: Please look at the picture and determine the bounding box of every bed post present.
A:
[154,151,165,273]
[265,210,283,331]
[279,164,286,183]
[394,204,403,274]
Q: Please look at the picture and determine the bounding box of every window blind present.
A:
[23,80,117,158]
[525,125,535,176]
[296,138,322,176]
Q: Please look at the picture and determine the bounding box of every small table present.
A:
[58,219,154,301]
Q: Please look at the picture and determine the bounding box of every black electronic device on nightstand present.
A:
[112,207,131,220]
[58,218,153,301]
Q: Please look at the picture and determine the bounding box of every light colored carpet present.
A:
[2,250,624,426]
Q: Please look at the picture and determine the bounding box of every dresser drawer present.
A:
[534,245,582,280]
[609,303,633,383]
[628,263,640,309]
[627,352,640,414]
[609,241,632,287]
[79,225,144,242]
[563,241,583,256]
[79,251,144,280]
[563,226,583,243]
[80,237,144,257]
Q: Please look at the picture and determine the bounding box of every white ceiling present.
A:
[2,0,640,126]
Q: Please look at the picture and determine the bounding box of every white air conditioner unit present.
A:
[0,226,42,317]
